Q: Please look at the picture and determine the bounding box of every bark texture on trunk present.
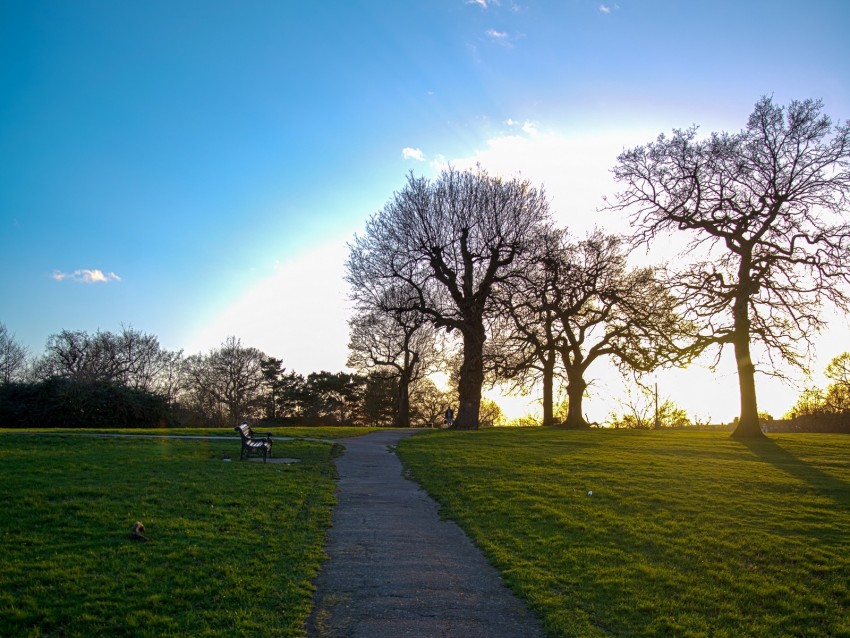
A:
[454,324,485,430]
[564,370,589,429]
[731,284,765,439]
[541,356,555,427]
[731,337,763,438]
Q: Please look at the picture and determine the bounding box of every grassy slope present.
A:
[397,429,850,638]
[0,434,340,637]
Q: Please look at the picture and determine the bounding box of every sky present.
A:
[2,0,849,423]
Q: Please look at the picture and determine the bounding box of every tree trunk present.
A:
[730,280,765,439]
[454,324,485,430]
[541,354,555,427]
[564,369,589,428]
[731,334,763,438]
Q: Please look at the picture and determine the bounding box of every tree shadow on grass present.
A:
[738,436,850,503]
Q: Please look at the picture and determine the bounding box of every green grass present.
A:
[0,426,375,439]
[0,432,341,637]
[397,429,850,637]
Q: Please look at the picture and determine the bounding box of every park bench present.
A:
[233,422,273,462]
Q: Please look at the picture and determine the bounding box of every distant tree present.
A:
[409,377,450,426]
[478,397,506,427]
[823,352,850,413]
[259,356,285,421]
[183,337,266,425]
[0,323,28,384]
[610,97,850,438]
[303,371,366,425]
[787,352,850,416]
[273,371,310,422]
[487,229,564,426]
[152,349,185,408]
[347,287,439,427]
[553,398,571,425]
[788,387,827,417]
[609,381,691,429]
[537,231,693,428]
[360,371,398,427]
[35,326,166,391]
[347,166,551,429]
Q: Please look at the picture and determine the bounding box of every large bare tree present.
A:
[610,97,850,437]
[347,166,550,429]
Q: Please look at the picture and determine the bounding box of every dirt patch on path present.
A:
[305,429,544,638]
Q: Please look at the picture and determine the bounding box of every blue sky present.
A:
[2,0,849,421]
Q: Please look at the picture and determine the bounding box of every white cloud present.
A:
[522,122,538,135]
[506,118,538,136]
[485,29,516,47]
[433,124,648,236]
[466,0,494,7]
[599,4,619,14]
[402,147,426,162]
[52,269,121,284]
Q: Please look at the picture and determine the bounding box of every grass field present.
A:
[0,426,371,439]
[397,429,850,638]
[0,430,344,637]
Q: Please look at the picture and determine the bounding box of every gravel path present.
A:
[305,429,545,638]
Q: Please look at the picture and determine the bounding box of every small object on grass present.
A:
[587,490,593,496]
[130,521,149,542]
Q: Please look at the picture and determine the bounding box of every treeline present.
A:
[784,352,850,431]
[0,325,460,428]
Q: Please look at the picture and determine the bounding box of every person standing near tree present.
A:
[445,407,454,428]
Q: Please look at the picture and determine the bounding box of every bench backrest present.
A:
[235,423,254,440]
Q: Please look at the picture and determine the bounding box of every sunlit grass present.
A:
[397,429,850,637]
[0,433,340,637]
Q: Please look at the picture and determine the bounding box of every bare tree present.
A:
[151,349,185,407]
[409,376,450,426]
[35,326,166,391]
[487,229,564,426]
[610,97,850,438]
[0,323,28,383]
[498,230,693,428]
[183,336,266,425]
[347,166,551,429]
[347,294,438,427]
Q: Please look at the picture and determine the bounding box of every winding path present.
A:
[305,429,544,638]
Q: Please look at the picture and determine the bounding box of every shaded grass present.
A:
[0,433,341,637]
[397,429,850,637]
[0,426,374,439]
